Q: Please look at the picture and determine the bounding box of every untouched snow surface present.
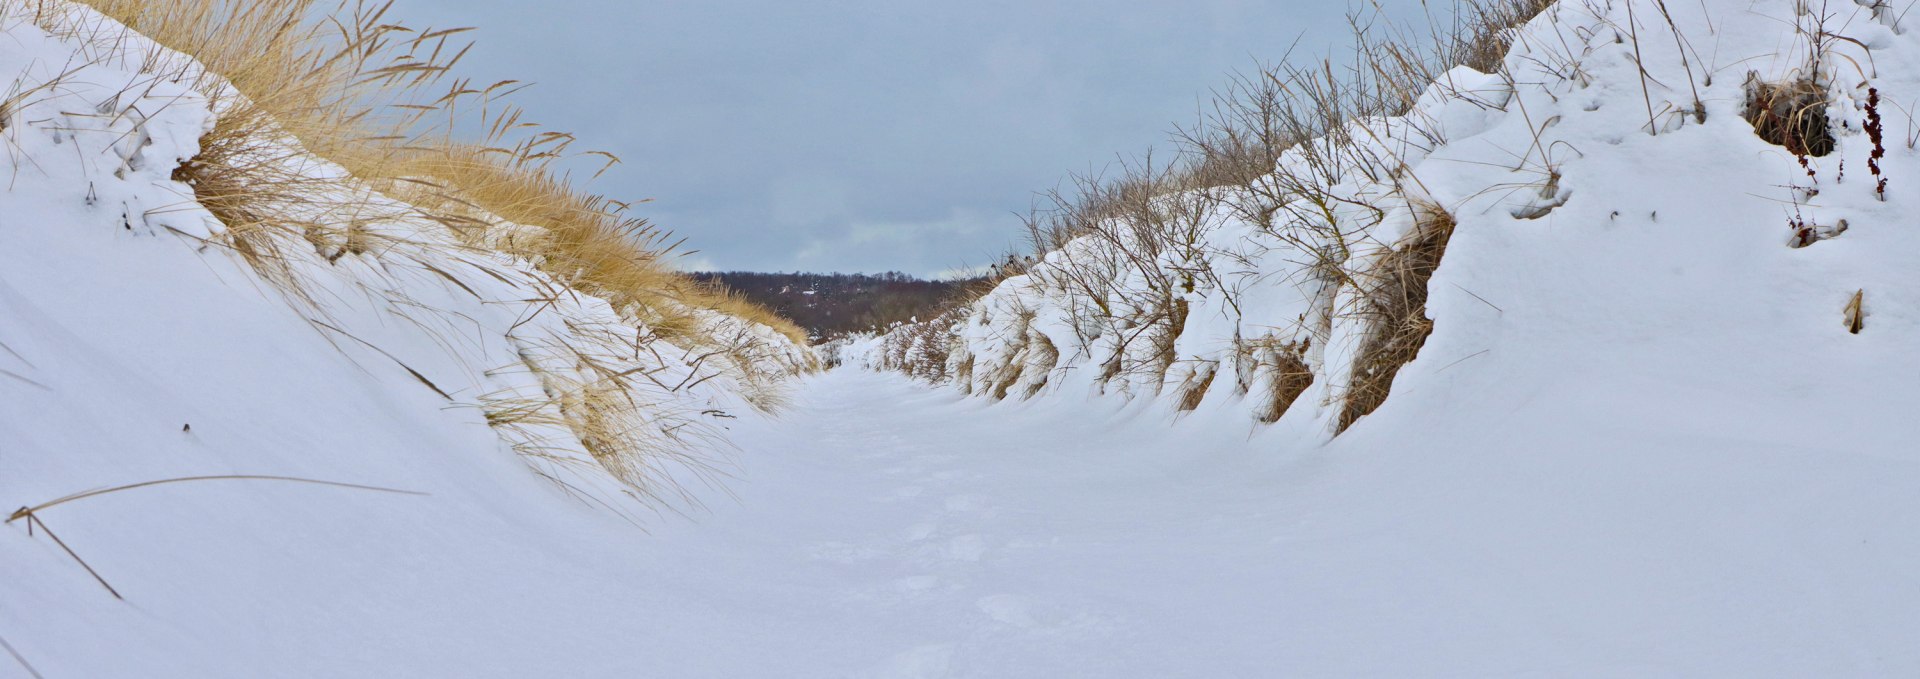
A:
[19,368,1920,676]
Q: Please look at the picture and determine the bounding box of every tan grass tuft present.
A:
[1844,288,1865,334]
[1337,203,1455,432]
[1173,360,1217,412]
[1744,73,1835,157]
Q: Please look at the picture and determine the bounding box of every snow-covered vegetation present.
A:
[12,0,1920,675]
[0,1,821,670]
[858,0,1915,438]
[0,0,814,505]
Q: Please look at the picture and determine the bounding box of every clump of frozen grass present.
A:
[1338,203,1455,433]
[482,341,732,519]
[1239,339,1313,425]
[1172,360,1217,412]
[1745,74,1836,158]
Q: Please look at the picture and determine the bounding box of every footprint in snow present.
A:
[943,534,988,562]
[887,575,964,600]
[905,522,938,542]
[868,643,956,679]
[942,494,987,512]
[877,485,925,502]
[805,541,885,564]
[975,594,1127,638]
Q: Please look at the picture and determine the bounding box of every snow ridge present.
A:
[859,0,1920,442]
[0,1,810,543]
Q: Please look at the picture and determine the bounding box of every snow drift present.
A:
[836,3,1920,669]
[858,0,1919,442]
[0,2,818,674]
[12,0,1920,675]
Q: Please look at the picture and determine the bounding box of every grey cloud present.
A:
[394,0,1428,276]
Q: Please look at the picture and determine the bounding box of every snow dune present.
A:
[7,0,1920,676]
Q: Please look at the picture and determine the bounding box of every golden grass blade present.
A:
[8,475,427,524]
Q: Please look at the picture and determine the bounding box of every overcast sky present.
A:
[393,0,1427,277]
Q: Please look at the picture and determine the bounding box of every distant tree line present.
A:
[692,271,983,342]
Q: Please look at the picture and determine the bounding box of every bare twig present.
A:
[21,512,123,600]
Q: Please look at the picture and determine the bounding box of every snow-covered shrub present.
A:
[879,311,961,383]
[864,0,1553,432]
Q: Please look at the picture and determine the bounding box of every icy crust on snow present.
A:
[861,0,1920,440]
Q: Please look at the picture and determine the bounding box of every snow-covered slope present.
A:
[840,2,1920,671]
[0,4,821,675]
[861,0,1919,443]
[13,0,1920,675]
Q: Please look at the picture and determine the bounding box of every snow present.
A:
[856,0,1920,441]
[842,0,1920,673]
[16,366,1912,676]
[8,0,1920,676]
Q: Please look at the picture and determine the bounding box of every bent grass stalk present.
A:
[10,475,426,600]
[23,0,813,512]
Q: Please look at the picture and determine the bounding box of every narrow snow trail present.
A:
[621,368,1920,678]
[634,365,1612,678]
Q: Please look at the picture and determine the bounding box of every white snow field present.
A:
[8,0,1920,676]
[25,365,1920,677]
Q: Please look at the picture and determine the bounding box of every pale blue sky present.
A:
[393,0,1429,277]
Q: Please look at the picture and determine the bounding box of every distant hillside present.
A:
[694,272,982,342]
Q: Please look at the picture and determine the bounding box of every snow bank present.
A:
[830,8,1920,669]
[0,4,816,675]
[861,0,1920,442]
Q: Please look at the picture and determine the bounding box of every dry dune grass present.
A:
[965,0,1551,423]
[47,0,807,346]
[27,0,445,299]
[1235,339,1313,425]
[1744,74,1835,157]
[481,331,733,518]
[22,0,810,509]
[1337,204,1455,433]
[1172,360,1217,412]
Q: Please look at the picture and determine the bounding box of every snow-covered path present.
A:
[625,367,1920,678]
[643,368,1313,677]
[15,1,1920,675]
[14,357,1919,678]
